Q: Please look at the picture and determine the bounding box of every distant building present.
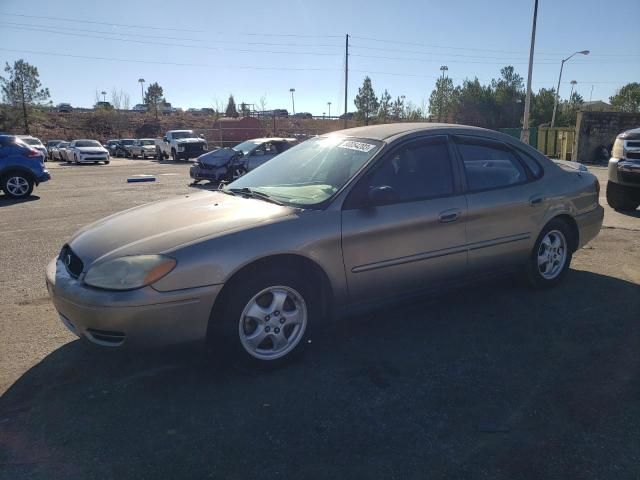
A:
[580,101,613,112]
[212,117,264,146]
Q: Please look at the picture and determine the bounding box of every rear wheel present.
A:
[2,173,34,198]
[606,181,639,211]
[525,219,573,289]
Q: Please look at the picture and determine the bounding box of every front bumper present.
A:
[45,257,222,348]
[608,157,640,188]
[190,164,225,182]
[36,170,51,184]
[79,156,108,163]
[575,205,604,249]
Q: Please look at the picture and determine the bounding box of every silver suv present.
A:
[607,127,640,211]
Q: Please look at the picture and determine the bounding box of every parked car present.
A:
[1,134,50,198]
[129,139,156,159]
[607,127,640,211]
[46,124,603,367]
[94,101,113,110]
[17,136,48,160]
[51,141,70,161]
[66,139,110,164]
[46,140,64,160]
[116,139,136,158]
[155,130,207,161]
[105,139,120,157]
[57,103,73,113]
[132,104,148,113]
[292,112,313,119]
[190,137,296,183]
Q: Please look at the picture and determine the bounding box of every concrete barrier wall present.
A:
[574,111,640,163]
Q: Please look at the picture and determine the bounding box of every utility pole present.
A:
[343,34,349,129]
[327,101,332,119]
[521,0,538,144]
[439,65,448,122]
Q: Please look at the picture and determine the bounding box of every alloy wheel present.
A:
[238,286,308,361]
[5,176,30,197]
[537,230,567,280]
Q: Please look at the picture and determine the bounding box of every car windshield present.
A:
[22,138,42,146]
[75,140,101,147]
[225,136,382,207]
[172,131,194,139]
[121,140,135,145]
[58,142,69,147]
[140,140,154,145]
[233,140,263,155]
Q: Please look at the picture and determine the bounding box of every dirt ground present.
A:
[1,161,638,479]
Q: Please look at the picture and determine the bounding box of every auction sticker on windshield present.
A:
[337,140,376,153]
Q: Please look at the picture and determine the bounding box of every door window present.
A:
[346,137,454,208]
[456,140,527,191]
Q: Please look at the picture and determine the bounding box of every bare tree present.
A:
[122,92,130,111]
[258,94,268,113]
[111,88,122,110]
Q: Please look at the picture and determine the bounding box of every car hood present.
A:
[175,138,205,144]
[75,147,107,153]
[68,191,296,267]
[198,148,239,167]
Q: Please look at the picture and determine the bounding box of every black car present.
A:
[116,139,136,158]
[105,139,120,156]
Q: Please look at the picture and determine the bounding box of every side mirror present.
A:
[368,185,396,206]
[199,134,205,139]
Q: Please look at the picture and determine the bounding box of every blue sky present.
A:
[0,0,638,115]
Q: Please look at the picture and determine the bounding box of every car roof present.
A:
[326,122,492,141]
[73,139,100,142]
[246,137,296,143]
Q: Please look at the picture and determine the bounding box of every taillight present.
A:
[24,148,41,158]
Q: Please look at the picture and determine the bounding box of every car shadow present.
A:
[1,270,638,479]
[0,195,40,206]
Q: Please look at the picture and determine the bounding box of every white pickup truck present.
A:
[155,130,208,161]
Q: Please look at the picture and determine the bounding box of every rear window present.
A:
[517,150,543,178]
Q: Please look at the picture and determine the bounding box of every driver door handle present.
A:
[439,208,461,223]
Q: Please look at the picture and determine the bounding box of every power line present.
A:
[0,48,340,71]
[0,24,342,57]
[350,53,625,65]
[0,12,342,38]
[0,21,344,49]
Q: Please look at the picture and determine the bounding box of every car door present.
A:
[341,135,468,304]
[452,135,546,274]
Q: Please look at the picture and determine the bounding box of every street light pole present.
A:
[551,50,589,127]
[521,0,538,144]
[101,90,106,102]
[138,78,145,103]
[289,88,296,116]
[439,65,448,122]
[327,101,331,119]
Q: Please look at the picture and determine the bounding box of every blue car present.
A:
[0,134,51,198]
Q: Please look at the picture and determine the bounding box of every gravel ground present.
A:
[0,160,638,479]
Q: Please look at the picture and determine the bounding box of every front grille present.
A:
[184,143,205,154]
[86,328,125,346]
[625,151,640,160]
[619,171,640,185]
[626,141,640,148]
[59,245,84,278]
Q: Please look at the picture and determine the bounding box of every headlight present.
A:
[84,255,176,290]
[612,138,624,159]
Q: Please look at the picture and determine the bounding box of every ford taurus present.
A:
[46,124,603,366]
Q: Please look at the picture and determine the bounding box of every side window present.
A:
[517,150,543,179]
[346,137,454,208]
[456,141,527,191]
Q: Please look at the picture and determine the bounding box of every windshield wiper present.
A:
[228,187,284,206]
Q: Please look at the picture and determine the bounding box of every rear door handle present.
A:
[438,208,461,223]
[529,195,544,206]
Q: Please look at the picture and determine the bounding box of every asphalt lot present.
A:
[1,160,639,479]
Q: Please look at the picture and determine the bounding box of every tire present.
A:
[525,218,574,289]
[2,172,34,199]
[208,269,318,369]
[227,166,246,182]
[171,149,178,162]
[74,154,79,165]
[104,160,110,165]
[606,181,639,211]
[156,148,162,160]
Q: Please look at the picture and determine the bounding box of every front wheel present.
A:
[209,270,317,368]
[525,219,573,289]
[171,149,178,161]
[104,160,110,165]
[2,173,34,198]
